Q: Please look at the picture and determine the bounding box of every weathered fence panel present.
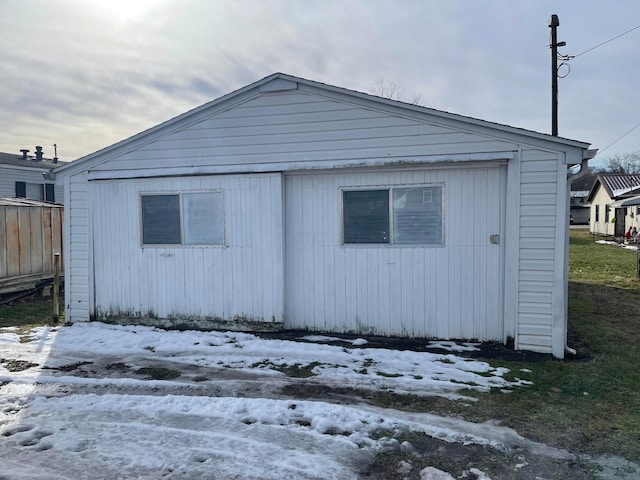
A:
[0,198,64,285]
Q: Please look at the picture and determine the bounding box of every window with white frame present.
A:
[141,192,224,246]
[342,185,443,245]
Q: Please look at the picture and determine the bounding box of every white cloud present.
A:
[0,0,638,163]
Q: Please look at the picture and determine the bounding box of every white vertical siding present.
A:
[516,148,562,353]
[89,173,283,324]
[284,165,506,340]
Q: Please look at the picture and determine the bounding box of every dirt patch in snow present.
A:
[362,432,597,479]
[28,352,608,479]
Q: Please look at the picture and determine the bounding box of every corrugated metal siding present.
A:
[517,148,561,352]
[92,91,514,171]
[0,166,64,203]
[89,174,283,323]
[284,165,506,340]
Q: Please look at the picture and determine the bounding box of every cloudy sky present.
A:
[1,0,638,168]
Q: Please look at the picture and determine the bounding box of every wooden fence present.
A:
[0,198,63,292]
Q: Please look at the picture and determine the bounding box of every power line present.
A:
[563,24,640,60]
[599,120,640,154]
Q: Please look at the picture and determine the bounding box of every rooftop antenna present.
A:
[549,14,566,136]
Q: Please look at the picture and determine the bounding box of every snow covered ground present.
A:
[596,239,639,251]
[0,322,576,479]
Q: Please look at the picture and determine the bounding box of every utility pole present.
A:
[549,14,566,136]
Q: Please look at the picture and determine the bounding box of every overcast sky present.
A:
[1,0,638,168]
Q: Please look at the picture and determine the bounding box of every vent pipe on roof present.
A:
[53,143,58,164]
[20,149,29,160]
[35,146,43,161]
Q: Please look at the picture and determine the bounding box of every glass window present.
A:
[141,195,181,244]
[183,192,224,245]
[343,190,389,244]
[343,185,443,246]
[141,192,224,246]
[393,186,443,245]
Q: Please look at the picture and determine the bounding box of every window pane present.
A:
[15,181,26,198]
[393,186,443,245]
[183,192,224,245]
[343,190,389,244]
[45,184,55,203]
[25,183,44,201]
[141,195,181,244]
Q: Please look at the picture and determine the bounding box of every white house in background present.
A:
[53,73,594,358]
[0,148,64,203]
[570,190,590,225]
[587,174,640,236]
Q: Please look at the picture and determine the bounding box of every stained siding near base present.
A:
[89,174,283,323]
[517,148,562,353]
[64,172,90,322]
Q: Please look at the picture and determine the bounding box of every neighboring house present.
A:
[570,190,590,225]
[53,73,594,358]
[0,148,64,203]
[586,174,640,236]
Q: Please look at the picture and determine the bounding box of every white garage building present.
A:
[54,73,593,357]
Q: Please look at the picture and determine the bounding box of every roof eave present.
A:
[53,72,592,177]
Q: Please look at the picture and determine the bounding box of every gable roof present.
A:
[54,72,592,177]
[586,173,640,203]
[0,151,62,170]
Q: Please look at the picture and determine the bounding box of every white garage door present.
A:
[284,165,506,340]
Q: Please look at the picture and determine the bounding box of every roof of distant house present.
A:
[0,150,65,170]
[587,173,640,202]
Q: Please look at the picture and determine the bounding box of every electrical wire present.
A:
[599,120,640,154]
[565,24,640,60]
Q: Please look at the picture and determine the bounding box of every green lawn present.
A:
[0,295,60,328]
[469,230,640,460]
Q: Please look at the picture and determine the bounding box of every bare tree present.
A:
[603,152,640,174]
[370,78,423,106]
